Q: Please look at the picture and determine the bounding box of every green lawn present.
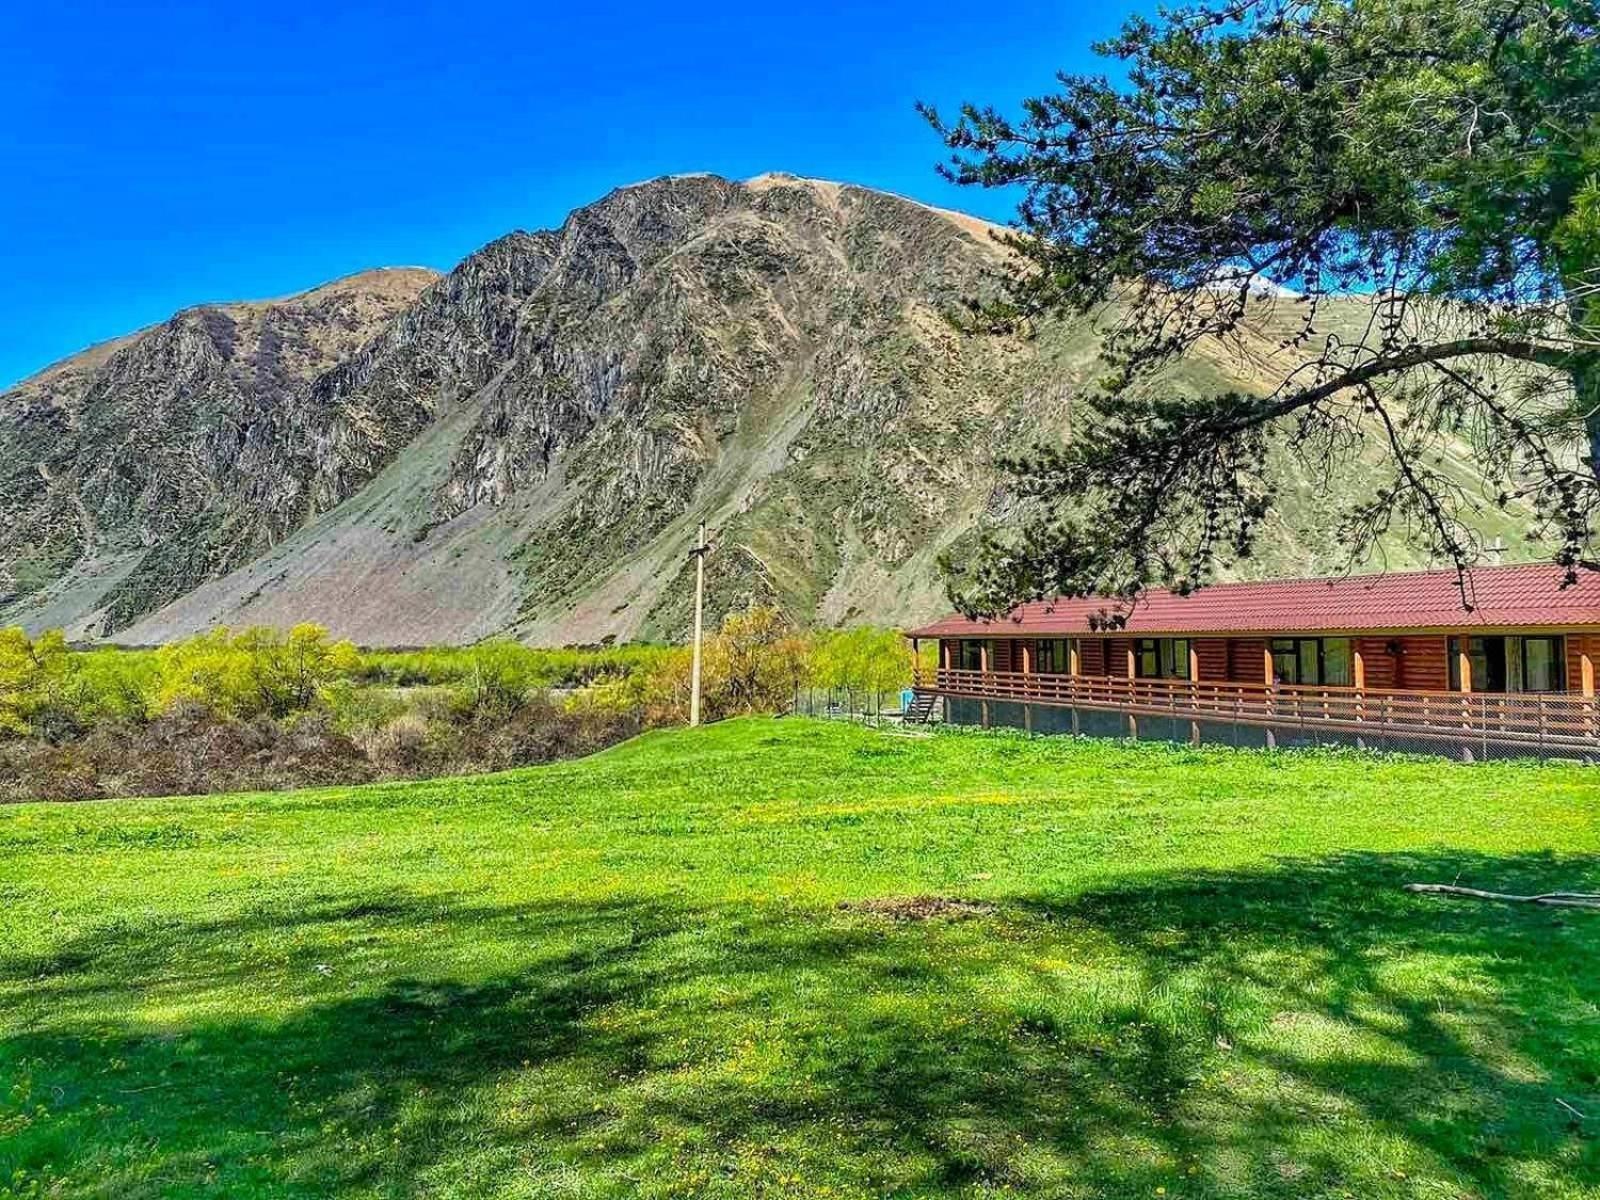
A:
[3,719,1598,1199]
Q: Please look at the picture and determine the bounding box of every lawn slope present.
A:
[2,719,1598,1199]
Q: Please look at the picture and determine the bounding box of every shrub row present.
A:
[0,610,917,801]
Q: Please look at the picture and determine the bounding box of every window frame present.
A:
[1519,635,1565,693]
[959,639,990,672]
[1449,634,1566,693]
[1034,638,1059,674]
[1134,637,1192,680]
[1269,637,1353,688]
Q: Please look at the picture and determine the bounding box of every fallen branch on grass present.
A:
[1404,884,1600,909]
[1556,1097,1588,1121]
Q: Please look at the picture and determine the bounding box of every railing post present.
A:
[1581,643,1597,754]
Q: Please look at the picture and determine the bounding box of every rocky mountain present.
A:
[0,174,1537,645]
[0,268,438,634]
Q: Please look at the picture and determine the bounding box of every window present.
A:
[1270,637,1352,686]
[1448,636,1505,692]
[959,640,990,672]
[1522,637,1563,692]
[1297,639,1320,684]
[1165,638,1191,680]
[1450,635,1564,692]
[1035,639,1065,673]
[1135,638,1191,679]
[1323,638,1352,686]
[1137,639,1159,678]
[1271,638,1309,684]
[1043,638,1075,673]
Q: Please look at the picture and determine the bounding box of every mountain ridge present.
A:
[3,267,442,396]
[0,174,1537,646]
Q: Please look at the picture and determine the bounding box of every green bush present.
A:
[0,620,921,799]
[152,625,361,719]
[62,647,161,725]
[0,628,70,735]
[596,609,913,724]
[447,640,541,717]
[356,642,673,690]
[809,626,913,702]
[321,679,409,739]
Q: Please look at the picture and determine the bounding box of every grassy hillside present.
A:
[2,719,1597,1198]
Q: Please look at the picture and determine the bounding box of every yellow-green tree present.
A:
[707,606,810,716]
[629,606,815,723]
[257,624,362,714]
[810,627,912,710]
[453,639,538,715]
[154,625,359,718]
[60,647,160,725]
[0,627,70,734]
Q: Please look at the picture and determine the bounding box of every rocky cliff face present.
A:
[0,175,1536,645]
[0,269,439,632]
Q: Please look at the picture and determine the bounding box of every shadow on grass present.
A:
[3,850,1598,1198]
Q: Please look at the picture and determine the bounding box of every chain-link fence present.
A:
[791,686,912,727]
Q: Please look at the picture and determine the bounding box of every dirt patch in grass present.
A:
[838,896,997,921]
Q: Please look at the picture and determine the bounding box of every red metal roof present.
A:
[907,563,1600,638]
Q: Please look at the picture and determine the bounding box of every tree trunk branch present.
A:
[1404,883,1600,908]
[1239,337,1576,429]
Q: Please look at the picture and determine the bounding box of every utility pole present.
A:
[689,521,708,727]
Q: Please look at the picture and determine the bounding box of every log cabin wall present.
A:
[1227,639,1268,684]
[1355,637,1398,690]
[1080,638,1107,677]
[1194,638,1229,681]
[935,631,1594,694]
[1104,638,1128,678]
[993,639,1016,673]
[1396,635,1449,691]
[1105,637,1124,676]
[1566,634,1599,693]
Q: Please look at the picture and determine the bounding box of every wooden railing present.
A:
[914,667,1600,757]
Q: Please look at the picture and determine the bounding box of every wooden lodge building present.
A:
[906,563,1600,761]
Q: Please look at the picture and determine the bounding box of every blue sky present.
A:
[0,0,1143,388]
